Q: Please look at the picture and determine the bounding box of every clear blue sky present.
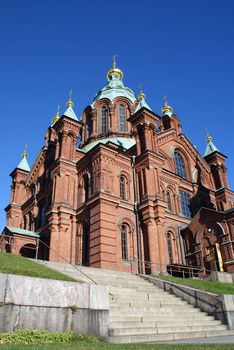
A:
[1,0,234,228]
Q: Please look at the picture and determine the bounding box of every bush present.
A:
[0,330,77,344]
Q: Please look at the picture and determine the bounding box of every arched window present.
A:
[180,190,192,218]
[119,104,125,132]
[166,191,172,211]
[121,224,128,260]
[120,175,126,200]
[167,233,173,264]
[175,152,187,179]
[101,106,108,133]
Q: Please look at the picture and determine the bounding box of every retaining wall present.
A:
[0,273,109,336]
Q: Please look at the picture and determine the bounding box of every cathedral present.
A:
[2,60,234,275]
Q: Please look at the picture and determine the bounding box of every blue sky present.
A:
[0,0,234,228]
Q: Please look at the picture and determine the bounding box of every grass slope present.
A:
[0,253,77,282]
[152,274,234,295]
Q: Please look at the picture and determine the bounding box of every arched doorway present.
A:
[19,244,36,258]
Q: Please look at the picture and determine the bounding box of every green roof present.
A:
[92,71,136,105]
[17,157,30,172]
[81,137,136,153]
[204,140,219,157]
[4,226,40,238]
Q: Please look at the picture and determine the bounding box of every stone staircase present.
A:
[34,260,234,343]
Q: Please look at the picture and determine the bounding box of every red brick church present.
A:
[2,61,234,274]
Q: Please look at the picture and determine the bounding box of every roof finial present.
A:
[66,90,74,107]
[107,55,123,81]
[206,128,212,143]
[161,95,173,115]
[112,54,117,69]
[21,143,28,158]
[138,82,146,100]
[52,104,60,124]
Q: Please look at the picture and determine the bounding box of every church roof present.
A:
[17,150,30,172]
[92,61,136,105]
[4,226,40,238]
[63,106,79,121]
[134,95,151,113]
[204,132,219,156]
[81,137,136,153]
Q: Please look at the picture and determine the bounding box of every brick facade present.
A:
[3,66,234,274]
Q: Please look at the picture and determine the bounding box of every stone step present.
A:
[109,314,217,323]
[109,319,223,328]
[110,304,195,312]
[109,324,227,336]
[107,329,234,344]
[110,299,188,306]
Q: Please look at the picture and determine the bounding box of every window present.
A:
[101,107,108,133]
[121,225,128,260]
[175,152,187,179]
[84,174,89,201]
[120,175,126,200]
[82,224,89,266]
[119,104,125,132]
[167,233,173,264]
[180,190,192,218]
[166,191,172,211]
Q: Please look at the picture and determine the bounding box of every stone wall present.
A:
[0,273,109,336]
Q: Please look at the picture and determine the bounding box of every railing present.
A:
[0,239,225,281]
[0,239,98,286]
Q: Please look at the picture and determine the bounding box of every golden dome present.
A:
[52,105,60,124]
[107,55,123,80]
[161,96,173,115]
[21,149,27,158]
[138,83,145,100]
[206,129,213,142]
[66,90,74,108]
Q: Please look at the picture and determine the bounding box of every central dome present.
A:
[92,63,136,105]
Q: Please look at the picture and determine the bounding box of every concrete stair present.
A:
[34,260,234,343]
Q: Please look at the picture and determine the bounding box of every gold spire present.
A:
[107,54,123,80]
[21,144,28,158]
[66,90,74,107]
[206,128,212,143]
[161,96,173,114]
[52,104,60,124]
[138,82,146,100]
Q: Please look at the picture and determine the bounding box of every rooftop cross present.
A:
[112,54,117,68]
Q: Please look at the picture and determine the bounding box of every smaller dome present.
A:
[161,96,173,116]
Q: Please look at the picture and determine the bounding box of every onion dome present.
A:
[107,55,124,81]
[161,96,173,116]
[51,105,60,125]
[92,57,136,104]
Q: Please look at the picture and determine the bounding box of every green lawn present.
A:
[0,253,77,282]
[1,342,234,350]
[152,274,234,295]
[0,331,233,350]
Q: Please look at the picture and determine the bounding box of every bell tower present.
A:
[6,148,30,227]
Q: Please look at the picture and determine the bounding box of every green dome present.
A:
[92,69,136,105]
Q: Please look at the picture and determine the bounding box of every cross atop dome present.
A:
[161,96,173,116]
[107,54,124,81]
